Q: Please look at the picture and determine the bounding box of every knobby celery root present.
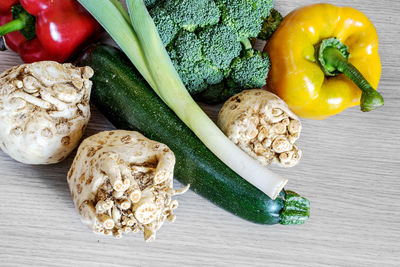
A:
[218,89,302,167]
[0,61,92,164]
[67,130,189,241]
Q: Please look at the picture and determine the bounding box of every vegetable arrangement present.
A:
[0,0,385,242]
[75,44,309,226]
[0,0,103,63]
[266,3,384,119]
[78,0,288,200]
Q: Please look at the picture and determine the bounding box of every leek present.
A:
[78,0,287,199]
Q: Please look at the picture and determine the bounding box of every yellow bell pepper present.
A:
[266,3,384,120]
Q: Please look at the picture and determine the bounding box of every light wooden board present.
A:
[0,0,399,266]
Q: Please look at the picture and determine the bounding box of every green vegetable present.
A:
[217,0,273,39]
[79,0,289,200]
[280,191,310,225]
[228,39,270,89]
[168,29,227,94]
[163,0,220,32]
[196,40,270,104]
[75,44,310,225]
[145,0,272,101]
[258,8,283,40]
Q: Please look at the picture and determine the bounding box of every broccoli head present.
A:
[147,0,274,102]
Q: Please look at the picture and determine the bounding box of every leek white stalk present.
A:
[78,0,287,199]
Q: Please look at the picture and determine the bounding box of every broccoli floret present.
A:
[258,8,283,40]
[198,25,241,69]
[168,31,224,94]
[196,50,270,103]
[216,0,273,40]
[228,50,270,89]
[148,0,274,102]
[164,0,220,32]
[172,60,209,93]
[203,63,224,85]
[173,30,203,62]
[168,34,206,93]
[149,5,178,46]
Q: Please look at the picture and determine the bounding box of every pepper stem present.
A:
[0,5,36,40]
[317,38,384,112]
[0,17,26,36]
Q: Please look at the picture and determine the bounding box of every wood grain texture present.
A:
[0,0,399,266]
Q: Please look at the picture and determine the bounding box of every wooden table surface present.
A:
[1,0,399,266]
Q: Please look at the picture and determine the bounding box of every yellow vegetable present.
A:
[266,3,383,120]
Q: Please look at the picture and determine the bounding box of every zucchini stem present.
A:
[280,190,310,225]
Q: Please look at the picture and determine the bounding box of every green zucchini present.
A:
[76,44,309,225]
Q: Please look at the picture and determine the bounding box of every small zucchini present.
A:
[76,45,309,225]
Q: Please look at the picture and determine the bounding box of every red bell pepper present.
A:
[0,0,102,63]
